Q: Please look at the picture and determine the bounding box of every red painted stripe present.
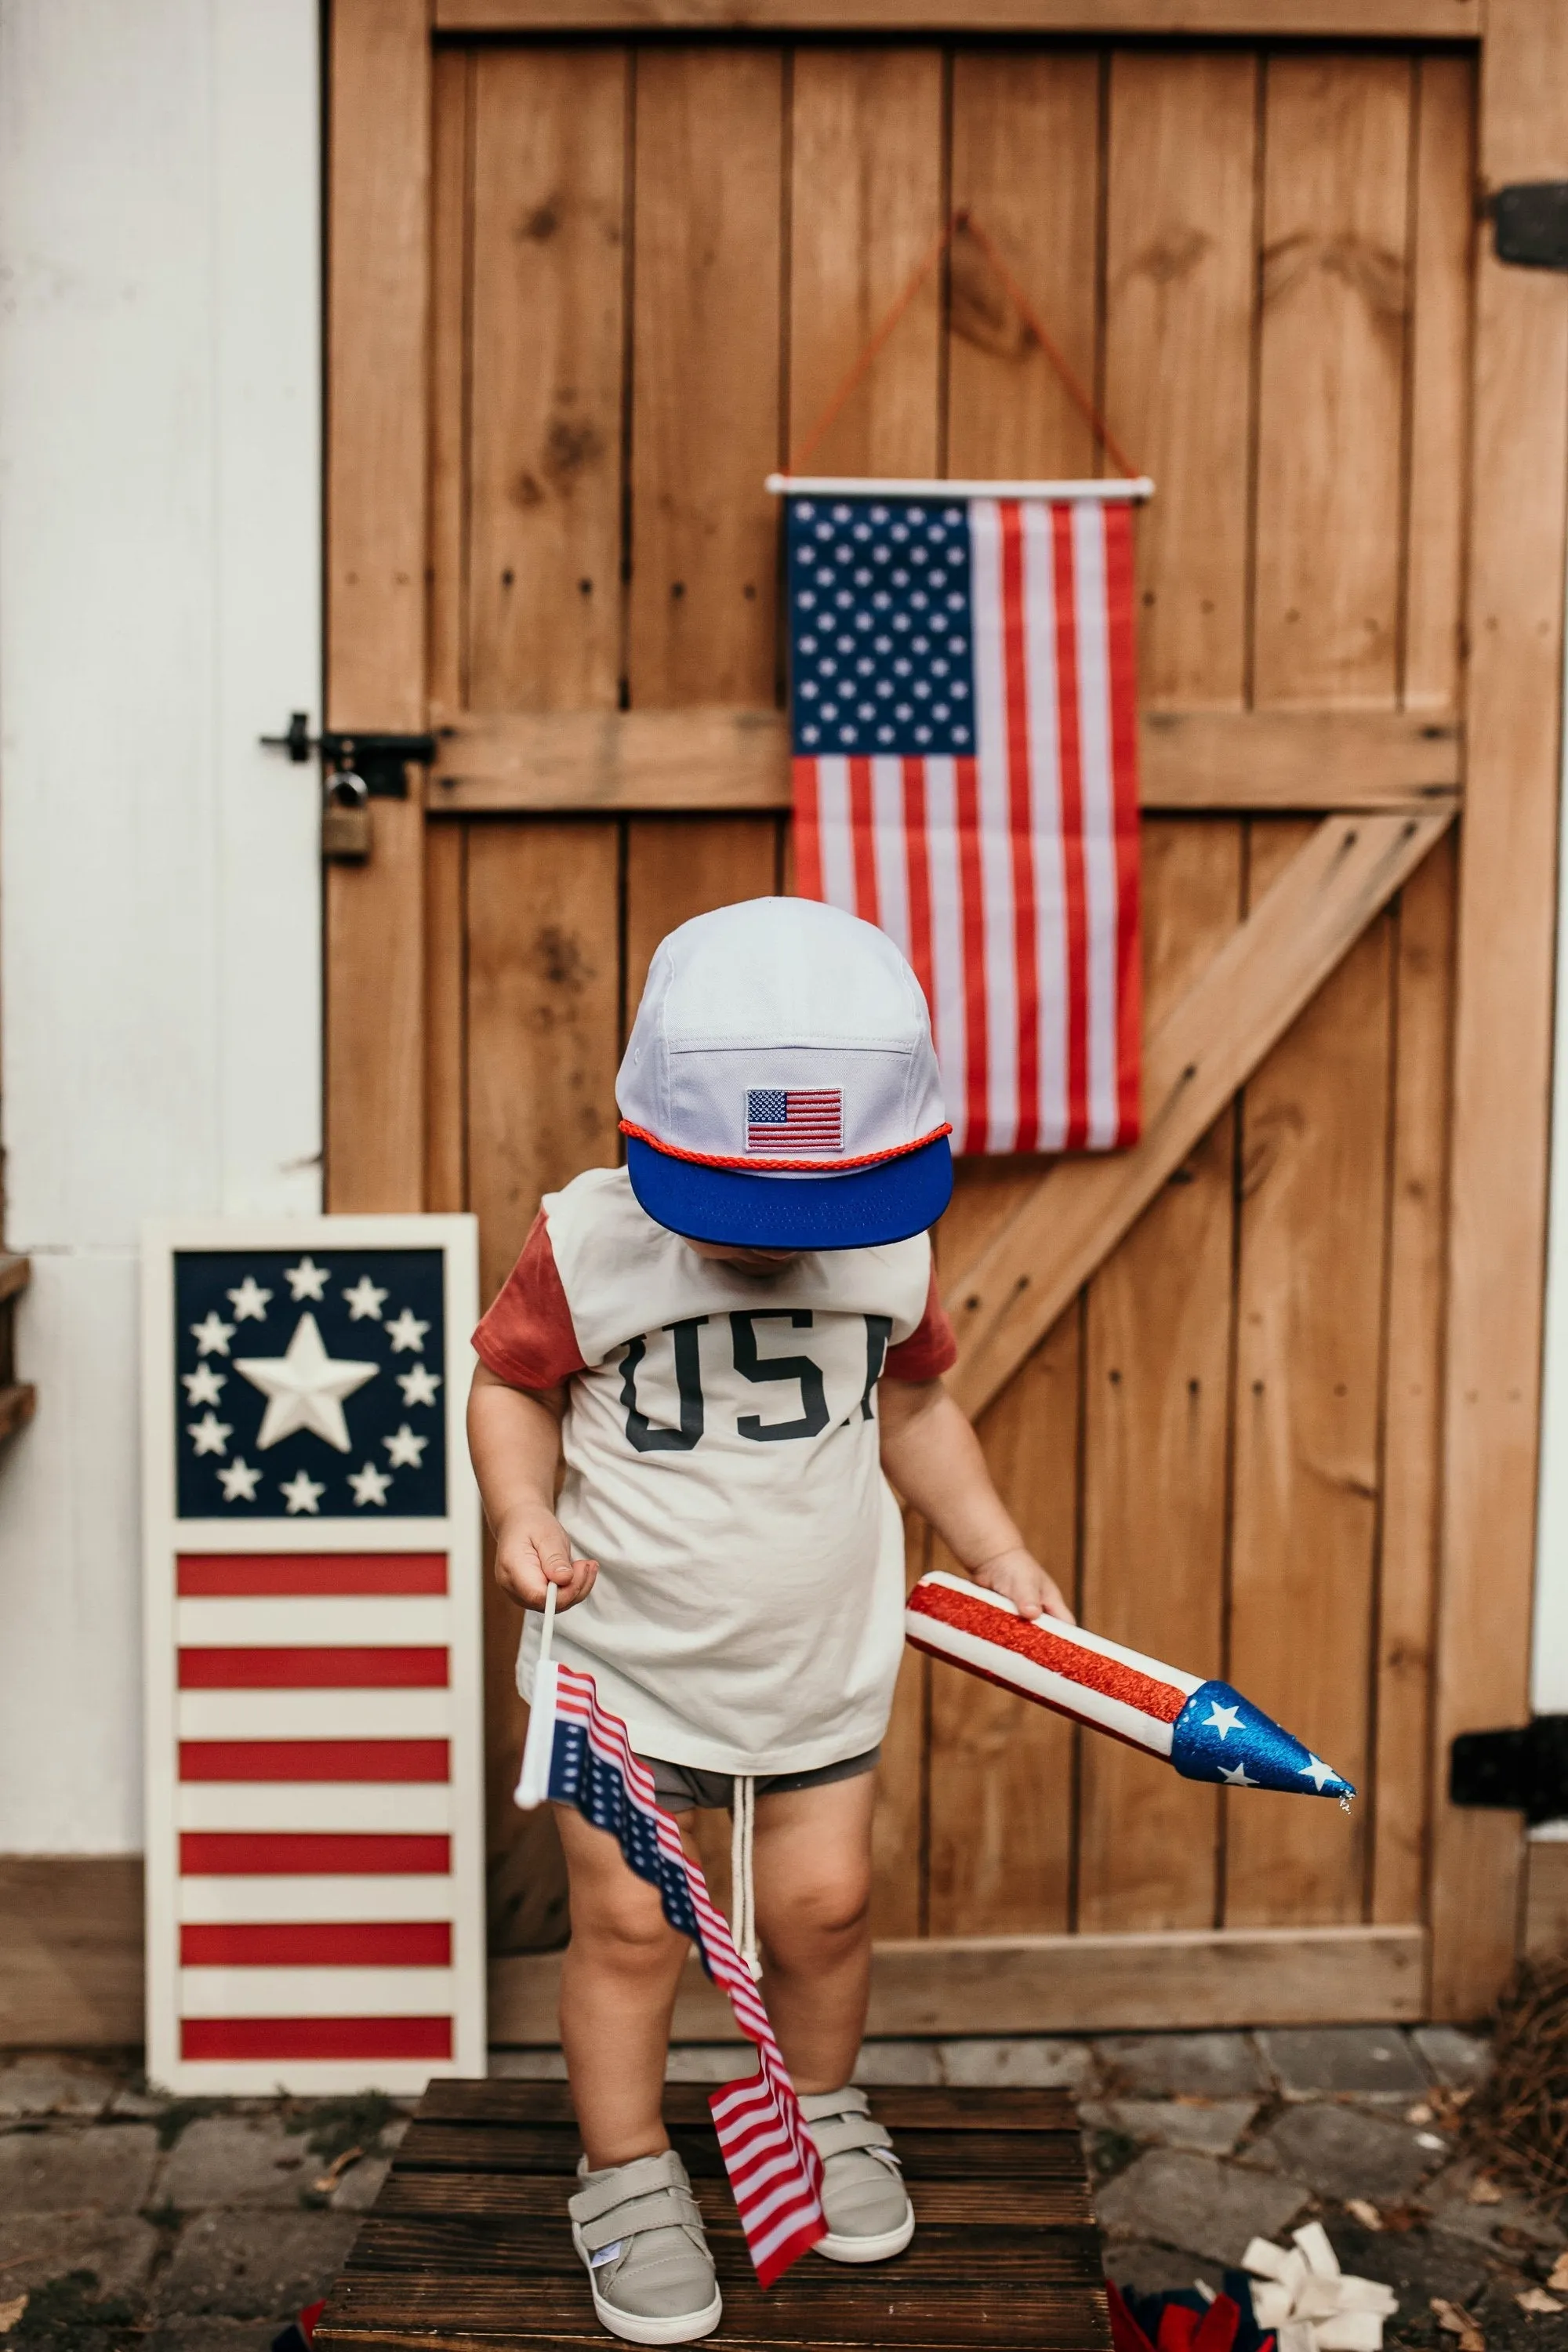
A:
[792,757,823,898]
[1051,507,1091,1151]
[847,756,879,925]
[181,2016,453,2063]
[1000,502,1040,1154]
[907,1581,1186,1723]
[180,1921,452,1967]
[180,1831,451,1875]
[178,1555,447,1597]
[953,755,989,1153]
[901,760,936,1029]
[1103,501,1143,1147]
[179,1740,450,1784]
[178,1648,448,1690]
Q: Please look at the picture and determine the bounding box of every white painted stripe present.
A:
[968,499,1018,1153]
[177,1874,456,1923]
[869,757,910,957]
[176,1595,449,1648]
[1072,499,1120,1148]
[1022,502,1069,1151]
[905,1613,1176,1757]
[922,756,967,1142]
[179,1965,456,2018]
[917,1568,1203,1693]
[168,2060,450,2096]
[813,757,856,914]
[177,1687,452,1740]
[176,1781,452,1833]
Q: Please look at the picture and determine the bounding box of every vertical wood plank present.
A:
[1432,0,1568,2015]
[425,822,467,1214]
[1372,830,1454,1926]
[429,45,470,721]
[1104,50,1258,709]
[466,48,626,715]
[1252,57,1411,710]
[325,0,431,1211]
[1225,821,1392,1927]
[869,1512,929,1941]
[623,818,780,1026]
[787,50,944,476]
[628,49,783,707]
[1402,56,1474,716]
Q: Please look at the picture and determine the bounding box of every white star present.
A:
[343,1275,387,1322]
[1298,1753,1335,1792]
[191,1312,235,1358]
[234,1312,378,1453]
[349,1460,392,1508]
[397,1364,442,1410]
[1205,1701,1243,1741]
[281,1468,325,1515]
[285,1255,328,1301]
[216,1457,260,1503]
[183,1364,226,1407]
[187,1410,232,1457]
[1218,1761,1257,1788]
[226,1276,272,1323]
[385,1308,428,1354]
[383,1423,428,1470]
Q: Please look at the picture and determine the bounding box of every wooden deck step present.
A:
[315,2078,1112,2352]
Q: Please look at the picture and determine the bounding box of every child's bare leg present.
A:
[554,1803,690,2169]
[751,1773,875,2094]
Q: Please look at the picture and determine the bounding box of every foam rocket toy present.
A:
[906,1571,1354,1805]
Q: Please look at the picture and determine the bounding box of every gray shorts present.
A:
[640,1745,881,1815]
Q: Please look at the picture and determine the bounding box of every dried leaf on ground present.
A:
[313,2142,365,2192]
[1431,2298,1485,2351]
[0,2296,27,2335]
[1548,2252,1568,2291]
[1345,2200,1384,2231]
[1407,2103,1435,2125]
[1468,2174,1504,2205]
[1517,2288,1563,2315]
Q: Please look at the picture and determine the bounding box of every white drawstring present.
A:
[730,1773,761,1980]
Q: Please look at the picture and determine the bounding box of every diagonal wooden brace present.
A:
[946,804,1457,1418]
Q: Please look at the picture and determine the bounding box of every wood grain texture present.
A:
[871,1510,929,1940]
[948,808,1454,1419]
[424,821,467,1214]
[623,815,782,1019]
[1524,1841,1568,1959]
[1432,0,1568,2020]
[1253,56,1411,710]
[0,1857,143,2045]
[428,47,470,721]
[467,48,626,713]
[1224,820,1392,1929]
[325,0,431,1211]
[629,48,783,706]
[437,0,1481,31]
[1402,56,1474,715]
[1105,49,1257,708]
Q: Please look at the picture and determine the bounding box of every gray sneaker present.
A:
[568,2148,722,2345]
[800,2085,915,2263]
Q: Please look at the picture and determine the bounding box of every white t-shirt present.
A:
[473,1167,956,1774]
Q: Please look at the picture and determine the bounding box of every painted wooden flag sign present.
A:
[141,1216,485,2093]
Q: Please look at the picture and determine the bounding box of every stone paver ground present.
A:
[0,2025,1555,2350]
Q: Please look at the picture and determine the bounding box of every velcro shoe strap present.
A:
[805,2114,896,2162]
[574,2185,703,2254]
[569,2150,691,2229]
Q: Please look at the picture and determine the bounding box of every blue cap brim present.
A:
[625,1133,954,1250]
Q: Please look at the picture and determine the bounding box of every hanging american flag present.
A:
[786,489,1142,1155]
[517,1658,828,2285]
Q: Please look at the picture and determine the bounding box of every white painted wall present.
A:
[0,0,322,1850]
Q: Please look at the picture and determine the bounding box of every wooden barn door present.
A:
[325,0,1568,2031]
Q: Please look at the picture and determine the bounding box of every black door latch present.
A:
[1494,183,1568,271]
[1450,1716,1568,1826]
[260,711,437,800]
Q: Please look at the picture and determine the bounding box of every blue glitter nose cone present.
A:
[1170,1680,1355,1803]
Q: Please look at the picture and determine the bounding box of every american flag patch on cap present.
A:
[745,1088,843,1153]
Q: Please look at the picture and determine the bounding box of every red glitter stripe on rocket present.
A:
[907,1581,1186,1724]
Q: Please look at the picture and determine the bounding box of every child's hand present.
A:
[971,1547,1075,1625]
[493,1503,599,1613]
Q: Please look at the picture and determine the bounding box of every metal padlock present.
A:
[321,764,372,863]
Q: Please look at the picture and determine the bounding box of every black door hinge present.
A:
[1450,1715,1568,1825]
[1494,183,1568,271]
[260,711,437,800]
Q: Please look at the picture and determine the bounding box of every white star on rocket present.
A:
[349,1460,392,1508]
[280,1468,325,1515]
[1298,1753,1335,1792]
[383,1423,428,1470]
[285,1255,328,1301]
[385,1308,429,1354]
[343,1275,387,1322]
[1218,1760,1256,1788]
[217,1457,260,1502]
[1204,1701,1242,1741]
[397,1363,441,1409]
[234,1312,378,1453]
[187,1410,232,1457]
[227,1276,272,1323]
[183,1364,226,1408]
[191,1312,235,1358]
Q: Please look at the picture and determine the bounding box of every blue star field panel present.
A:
[785,497,978,758]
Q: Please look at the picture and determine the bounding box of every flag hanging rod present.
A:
[765,473,1156,503]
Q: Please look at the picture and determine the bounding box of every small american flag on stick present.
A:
[745,1087,844,1154]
